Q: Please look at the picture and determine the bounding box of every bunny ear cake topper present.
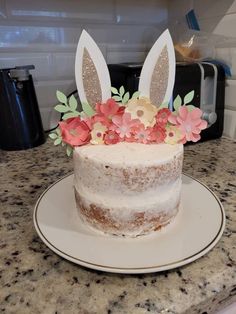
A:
[75,30,111,107]
[50,28,207,154]
[138,29,176,108]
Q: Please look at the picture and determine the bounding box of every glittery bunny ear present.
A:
[75,30,111,107]
[138,29,175,108]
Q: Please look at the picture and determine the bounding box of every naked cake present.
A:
[50,29,207,237]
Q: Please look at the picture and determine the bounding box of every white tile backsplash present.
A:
[0,53,52,79]
[0,0,167,129]
[115,0,167,24]
[35,80,76,108]
[225,80,236,110]
[224,109,236,138]
[6,0,115,22]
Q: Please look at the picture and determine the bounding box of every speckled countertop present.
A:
[0,137,235,314]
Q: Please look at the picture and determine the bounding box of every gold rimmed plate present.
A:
[33,174,225,274]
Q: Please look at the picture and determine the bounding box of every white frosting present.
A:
[74,142,183,166]
[75,178,181,219]
[73,142,183,236]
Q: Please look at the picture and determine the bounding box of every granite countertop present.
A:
[0,137,235,314]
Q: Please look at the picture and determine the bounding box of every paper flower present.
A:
[95,98,124,123]
[168,106,207,144]
[156,108,171,126]
[149,125,166,143]
[164,126,182,144]
[111,112,141,138]
[132,124,152,144]
[104,130,121,145]
[90,122,107,145]
[125,97,157,128]
[59,117,91,146]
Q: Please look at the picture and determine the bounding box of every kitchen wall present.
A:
[168,0,236,139]
[0,0,167,130]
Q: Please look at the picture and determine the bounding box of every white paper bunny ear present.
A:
[138,29,175,108]
[75,30,111,107]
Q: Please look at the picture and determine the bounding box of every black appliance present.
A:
[108,62,225,141]
[0,65,45,151]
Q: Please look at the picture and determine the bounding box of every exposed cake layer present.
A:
[74,143,183,196]
[75,187,180,237]
[75,178,181,217]
[73,142,183,237]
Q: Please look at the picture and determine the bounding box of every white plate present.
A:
[33,174,225,274]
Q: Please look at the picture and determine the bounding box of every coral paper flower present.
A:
[164,126,182,145]
[95,98,124,119]
[59,117,91,147]
[168,106,207,144]
[111,112,141,138]
[94,98,125,128]
[149,125,166,143]
[90,122,107,145]
[125,97,157,128]
[156,108,171,126]
[104,131,121,145]
[132,124,152,144]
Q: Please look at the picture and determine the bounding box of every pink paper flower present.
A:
[132,124,152,144]
[104,130,121,145]
[59,117,91,147]
[156,108,171,126]
[96,98,124,118]
[94,98,125,128]
[111,112,141,139]
[149,125,166,143]
[168,106,207,144]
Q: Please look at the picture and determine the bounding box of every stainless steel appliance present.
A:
[108,62,225,141]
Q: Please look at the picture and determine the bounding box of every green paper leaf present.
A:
[56,128,61,136]
[54,104,69,113]
[186,105,195,112]
[132,91,140,99]
[69,95,77,111]
[122,92,130,104]
[56,90,67,104]
[49,133,57,139]
[119,86,125,97]
[112,95,122,101]
[111,87,118,95]
[62,112,80,120]
[82,102,95,117]
[173,95,182,111]
[66,145,73,157]
[184,90,194,105]
[158,101,169,109]
[54,138,62,146]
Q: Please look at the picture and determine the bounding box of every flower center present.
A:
[139,133,145,138]
[185,124,191,133]
[109,134,114,140]
[137,110,144,117]
[69,129,78,136]
[97,132,102,138]
[169,132,174,137]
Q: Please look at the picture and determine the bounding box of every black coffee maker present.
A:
[0,65,45,150]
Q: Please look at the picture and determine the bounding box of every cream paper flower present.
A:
[125,97,157,128]
[164,125,182,145]
[90,122,107,145]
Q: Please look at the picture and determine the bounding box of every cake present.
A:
[49,29,207,237]
[74,142,183,236]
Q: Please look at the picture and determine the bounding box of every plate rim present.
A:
[33,173,225,273]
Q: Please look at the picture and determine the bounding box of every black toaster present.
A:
[108,62,225,142]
